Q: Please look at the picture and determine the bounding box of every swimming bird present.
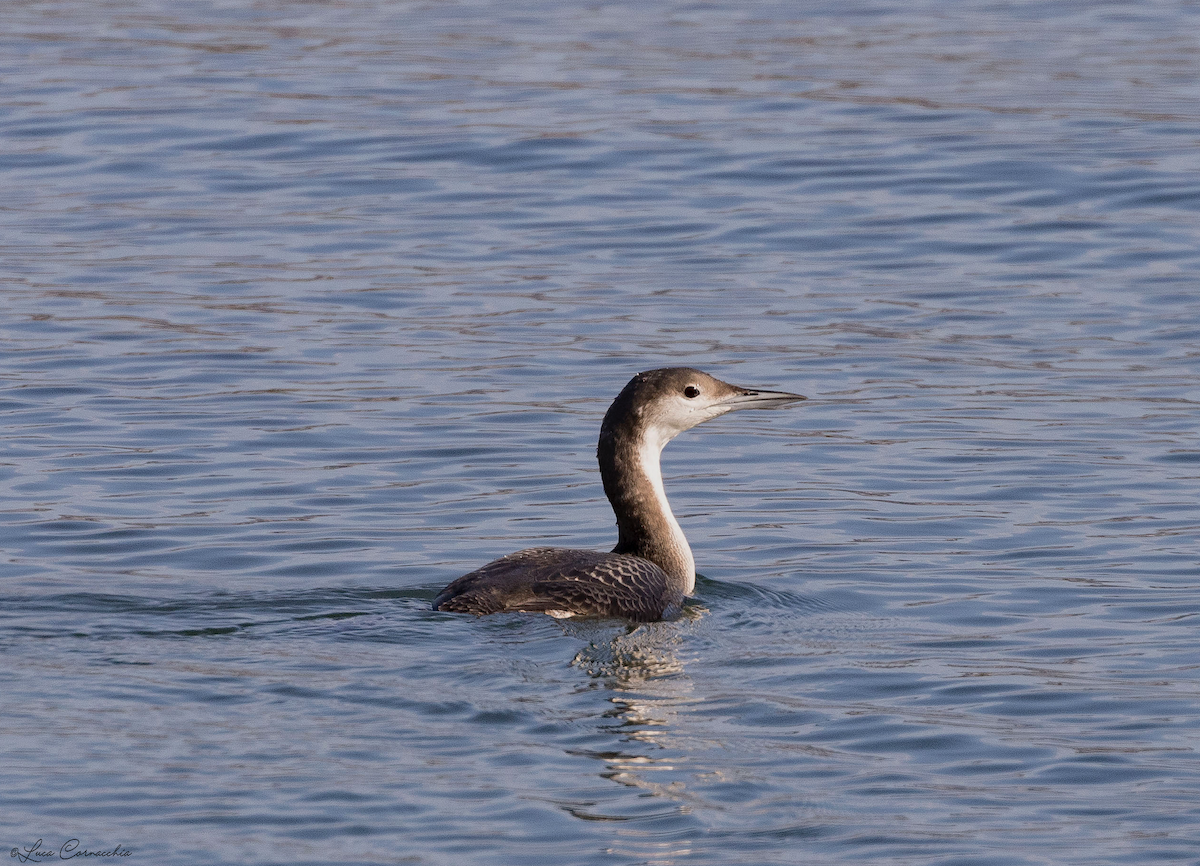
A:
[433,367,805,621]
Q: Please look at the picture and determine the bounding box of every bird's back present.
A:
[432,547,684,622]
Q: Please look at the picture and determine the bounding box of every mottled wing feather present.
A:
[433,548,683,622]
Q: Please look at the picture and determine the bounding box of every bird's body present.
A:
[432,547,684,621]
[433,367,804,622]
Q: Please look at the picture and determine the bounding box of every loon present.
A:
[432,367,805,622]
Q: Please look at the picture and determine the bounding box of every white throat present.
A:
[637,428,696,595]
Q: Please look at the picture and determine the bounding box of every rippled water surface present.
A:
[3,1,1200,863]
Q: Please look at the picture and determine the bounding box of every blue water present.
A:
[3,1,1200,863]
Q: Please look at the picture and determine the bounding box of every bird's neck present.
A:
[597,423,696,595]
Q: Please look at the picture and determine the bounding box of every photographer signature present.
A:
[10,839,132,862]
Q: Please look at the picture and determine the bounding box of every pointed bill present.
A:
[720,387,806,410]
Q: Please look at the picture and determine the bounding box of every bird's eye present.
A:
[683,385,700,399]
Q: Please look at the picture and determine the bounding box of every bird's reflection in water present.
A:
[548,611,707,864]
[563,605,704,686]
